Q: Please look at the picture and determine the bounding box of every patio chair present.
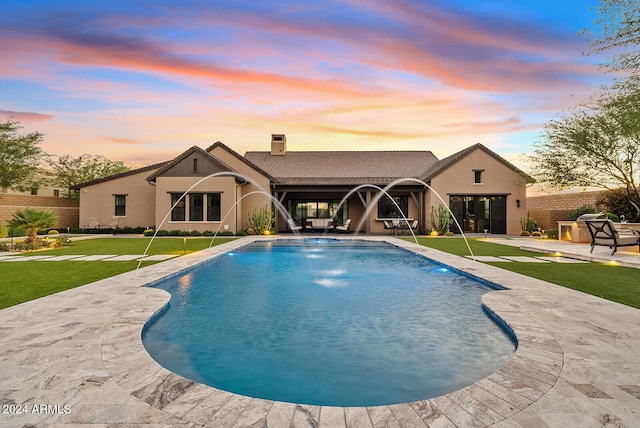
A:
[102,216,120,232]
[335,218,351,233]
[383,220,395,234]
[585,219,640,256]
[286,218,302,232]
[84,217,100,232]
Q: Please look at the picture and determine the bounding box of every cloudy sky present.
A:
[0,0,611,168]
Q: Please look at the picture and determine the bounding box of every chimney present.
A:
[270,134,286,156]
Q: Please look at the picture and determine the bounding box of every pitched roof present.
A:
[70,162,169,190]
[146,146,236,182]
[243,150,439,185]
[206,141,276,182]
[421,143,535,183]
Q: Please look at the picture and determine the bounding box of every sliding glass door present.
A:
[449,195,506,234]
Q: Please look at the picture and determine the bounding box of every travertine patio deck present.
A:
[1,236,639,427]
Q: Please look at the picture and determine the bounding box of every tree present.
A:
[6,207,57,244]
[531,89,640,206]
[51,154,131,198]
[0,119,45,190]
[583,0,640,79]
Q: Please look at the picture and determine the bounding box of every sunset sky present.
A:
[0,0,611,169]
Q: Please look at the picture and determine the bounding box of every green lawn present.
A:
[0,237,235,310]
[410,237,640,309]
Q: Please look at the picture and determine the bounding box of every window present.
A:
[30,188,38,195]
[53,189,60,197]
[171,193,186,221]
[474,170,484,184]
[114,195,126,216]
[193,158,198,173]
[207,193,221,221]
[377,196,409,218]
[189,193,204,221]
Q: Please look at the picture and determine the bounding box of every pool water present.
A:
[143,239,516,407]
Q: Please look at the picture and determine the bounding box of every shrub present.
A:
[247,206,275,235]
[444,231,454,236]
[143,229,155,236]
[547,228,559,239]
[48,229,59,235]
[156,229,170,236]
[520,231,531,236]
[0,243,10,251]
[428,204,452,235]
[179,230,190,236]
[218,230,234,236]
[597,188,639,223]
[49,237,71,248]
[519,210,536,233]
[606,212,620,222]
[531,231,542,237]
[0,224,8,238]
[569,205,596,221]
[169,230,183,236]
[202,230,214,236]
[235,230,248,236]
[190,230,202,236]
[69,227,83,234]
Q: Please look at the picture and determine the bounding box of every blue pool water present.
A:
[142,239,516,407]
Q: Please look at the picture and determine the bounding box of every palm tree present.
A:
[7,207,57,245]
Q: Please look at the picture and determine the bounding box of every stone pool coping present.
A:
[1,235,639,426]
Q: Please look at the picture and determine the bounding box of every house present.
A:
[72,135,533,235]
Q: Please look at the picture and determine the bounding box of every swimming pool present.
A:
[142,239,516,407]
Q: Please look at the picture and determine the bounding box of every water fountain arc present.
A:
[136,171,297,270]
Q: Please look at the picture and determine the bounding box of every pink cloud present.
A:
[0,109,54,122]
[102,137,144,145]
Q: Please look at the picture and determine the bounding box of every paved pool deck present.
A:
[1,236,639,427]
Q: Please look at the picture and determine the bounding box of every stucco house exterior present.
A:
[72,135,533,235]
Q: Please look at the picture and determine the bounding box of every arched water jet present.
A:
[208,189,300,248]
[136,171,279,270]
[375,178,475,261]
[329,183,420,244]
[324,180,475,261]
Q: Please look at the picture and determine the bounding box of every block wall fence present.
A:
[526,191,605,230]
[0,193,80,229]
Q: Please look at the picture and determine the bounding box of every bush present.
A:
[520,231,531,236]
[235,230,248,236]
[156,229,169,236]
[218,230,234,236]
[428,204,452,235]
[606,212,620,222]
[190,230,202,236]
[0,243,10,251]
[47,229,59,235]
[49,237,72,248]
[569,205,596,221]
[519,210,536,233]
[169,230,183,236]
[69,227,83,234]
[531,231,542,237]
[0,224,8,238]
[247,206,275,235]
[547,228,559,239]
[143,229,155,236]
[597,188,639,223]
[202,230,214,236]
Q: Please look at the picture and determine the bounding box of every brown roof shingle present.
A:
[244,150,439,185]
